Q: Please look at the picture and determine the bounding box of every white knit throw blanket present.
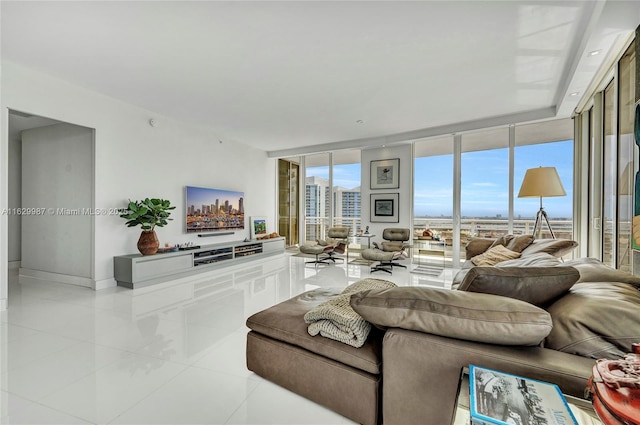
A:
[303,278,397,348]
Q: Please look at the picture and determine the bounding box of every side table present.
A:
[411,238,446,275]
[352,234,376,249]
[348,234,376,264]
[451,367,603,425]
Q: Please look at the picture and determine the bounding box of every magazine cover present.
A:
[469,365,578,425]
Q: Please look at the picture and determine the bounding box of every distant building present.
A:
[305,177,361,240]
[305,176,330,219]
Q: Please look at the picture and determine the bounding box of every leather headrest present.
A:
[327,227,350,239]
[382,228,410,242]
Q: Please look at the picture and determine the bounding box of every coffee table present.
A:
[451,367,603,425]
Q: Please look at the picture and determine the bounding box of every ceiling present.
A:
[2,1,639,157]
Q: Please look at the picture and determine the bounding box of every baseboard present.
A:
[8,261,21,270]
[19,268,93,288]
[93,278,117,291]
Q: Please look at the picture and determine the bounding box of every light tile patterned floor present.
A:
[1,254,454,424]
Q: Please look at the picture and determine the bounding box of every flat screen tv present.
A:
[185,186,245,233]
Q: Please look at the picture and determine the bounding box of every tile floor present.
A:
[1,254,455,424]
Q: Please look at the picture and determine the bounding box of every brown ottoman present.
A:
[246,288,383,425]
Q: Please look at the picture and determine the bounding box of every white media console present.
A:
[113,237,285,289]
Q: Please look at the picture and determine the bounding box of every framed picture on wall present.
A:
[250,216,267,239]
[370,193,399,223]
[370,158,400,189]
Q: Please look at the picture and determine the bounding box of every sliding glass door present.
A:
[603,81,616,267]
[617,41,635,272]
[278,159,300,247]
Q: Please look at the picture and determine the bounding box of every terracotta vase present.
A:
[137,230,159,255]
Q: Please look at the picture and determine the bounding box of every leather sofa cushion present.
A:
[520,238,578,258]
[246,288,383,374]
[545,281,640,359]
[561,257,640,288]
[494,252,562,267]
[470,245,521,266]
[350,287,553,346]
[457,266,579,307]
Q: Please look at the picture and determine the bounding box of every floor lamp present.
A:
[518,166,566,239]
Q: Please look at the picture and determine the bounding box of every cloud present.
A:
[471,182,497,187]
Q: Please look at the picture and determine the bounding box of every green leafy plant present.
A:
[119,198,176,231]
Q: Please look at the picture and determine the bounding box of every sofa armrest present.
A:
[465,237,496,259]
[382,330,595,425]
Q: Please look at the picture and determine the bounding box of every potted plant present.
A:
[120,198,175,255]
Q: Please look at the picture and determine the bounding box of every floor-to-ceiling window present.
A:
[617,41,635,272]
[412,119,574,267]
[573,37,637,272]
[332,150,361,236]
[461,128,509,261]
[304,153,330,242]
[514,121,574,240]
[414,136,454,264]
[603,81,616,267]
[303,151,362,244]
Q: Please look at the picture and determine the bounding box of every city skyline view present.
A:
[185,186,245,232]
[185,186,244,212]
[306,140,573,219]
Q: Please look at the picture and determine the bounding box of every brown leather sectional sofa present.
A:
[246,237,640,424]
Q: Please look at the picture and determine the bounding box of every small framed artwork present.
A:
[370,158,400,190]
[370,193,399,223]
[250,216,267,239]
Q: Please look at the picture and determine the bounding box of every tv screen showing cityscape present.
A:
[185,186,245,233]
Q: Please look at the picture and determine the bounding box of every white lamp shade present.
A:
[518,167,566,198]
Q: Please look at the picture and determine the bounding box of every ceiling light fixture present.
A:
[588,50,601,57]
[569,92,579,97]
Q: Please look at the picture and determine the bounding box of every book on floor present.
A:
[469,365,578,425]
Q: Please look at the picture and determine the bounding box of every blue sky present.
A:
[185,186,244,209]
[307,140,573,219]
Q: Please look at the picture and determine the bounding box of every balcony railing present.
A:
[304,216,574,265]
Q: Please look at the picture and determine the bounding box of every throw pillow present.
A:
[465,238,496,259]
[457,266,580,307]
[490,234,535,253]
[520,239,578,258]
[470,244,521,266]
[350,287,553,346]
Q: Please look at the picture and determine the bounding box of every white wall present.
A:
[8,134,21,263]
[1,61,276,298]
[361,145,413,238]
[21,123,93,282]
